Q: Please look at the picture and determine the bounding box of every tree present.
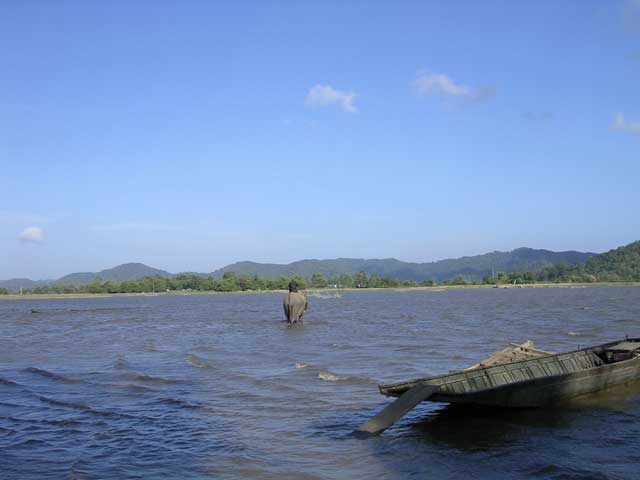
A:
[353,271,368,288]
[444,275,467,285]
[222,271,237,280]
[311,273,327,288]
[482,275,495,284]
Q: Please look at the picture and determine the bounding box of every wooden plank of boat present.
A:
[509,342,555,356]
[354,383,439,437]
[464,340,553,371]
[609,341,640,352]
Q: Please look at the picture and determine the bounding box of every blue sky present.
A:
[1,1,639,279]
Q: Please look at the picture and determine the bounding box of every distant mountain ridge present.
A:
[55,263,172,285]
[0,263,172,290]
[211,248,596,282]
[0,248,597,291]
[0,278,51,291]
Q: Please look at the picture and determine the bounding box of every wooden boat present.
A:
[356,338,640,436]
[380,338,640,407]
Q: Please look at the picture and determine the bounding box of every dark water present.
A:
[1,286,639,479]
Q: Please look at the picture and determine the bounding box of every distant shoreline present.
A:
[1,282,639,301]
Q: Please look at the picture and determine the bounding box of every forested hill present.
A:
[543,241,640,282]
[0,247,611,291]
[0,278,50,291]
[0,263,173,290]
[212,248,595,282]
[583,241,640,279]
[55,263,172,285]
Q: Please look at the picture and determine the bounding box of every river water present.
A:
[1,286,639,479]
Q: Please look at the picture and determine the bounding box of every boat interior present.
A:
[591,339,640,364]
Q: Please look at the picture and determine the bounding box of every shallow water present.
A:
[1,286,639,479]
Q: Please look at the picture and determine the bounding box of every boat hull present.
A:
[430,357,640,407]
[379,339,640,407]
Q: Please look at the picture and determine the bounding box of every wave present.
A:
[114,356,131,370]
[124,373,179,384]
[450,354,471,361]
[25,367,83,384]
[0,377,19,387]
[568,331,582,336]
[152,397,202,410]
[8,439,50,448]
[67,307,140,313]
[36,394,135,418]
[318,371,351,382]
[45,418,84,426]
[308,292,342,299]
[109,383,152,392]
[294,363,376,384]
[317,370,376,384]
[186,354,213,369]
[613,318,638,326]
[332,343,353,349]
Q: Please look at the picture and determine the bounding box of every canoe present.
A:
[379,338,640,408]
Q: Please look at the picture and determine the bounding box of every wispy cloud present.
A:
[413,72,495,102]
[613,113,640,135]
[305,85,357,113]
[19,226,43,244]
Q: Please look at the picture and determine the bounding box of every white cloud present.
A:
[415,73,470,97]
[305,84,357,113]
[414,72,495,102]
[613,113,640,135]
[19,226,43,243]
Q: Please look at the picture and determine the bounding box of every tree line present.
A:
[1,268,638,295]
[5,271,434,295]
[2,241,639,295]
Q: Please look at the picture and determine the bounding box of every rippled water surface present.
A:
[1,286,640,479]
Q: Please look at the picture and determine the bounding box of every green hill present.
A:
[211,248,595,282]
[6,244,631,292]
[0,278,50,291]
[535,241,640,282]
[55,263,172,285]
[583,241,640,280]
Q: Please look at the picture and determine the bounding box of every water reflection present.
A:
[409,405,581,450]
[408,380,640,451]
